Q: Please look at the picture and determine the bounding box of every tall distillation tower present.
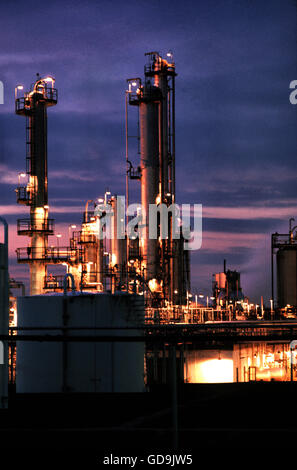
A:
[126,52,190,305]
[15,76,57,295]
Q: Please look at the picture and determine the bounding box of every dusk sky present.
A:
[0,0,296,303]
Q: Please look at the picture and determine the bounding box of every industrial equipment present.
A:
[272,218,297,309]
[126,52,190,306]
[212,259,244,310]
[15,54,191,313]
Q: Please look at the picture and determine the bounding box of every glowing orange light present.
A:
[148,278,159,292]
[188,359,233,383]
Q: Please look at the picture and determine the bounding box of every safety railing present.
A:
[16,246,83,263]
[272,233,297,248]
[17,218,54,235]
[15,186,31,205]
[15,87,58,113]
[44,275,72,291]
[73,230,97,244]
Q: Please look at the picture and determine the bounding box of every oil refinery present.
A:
[1,50,297,452]
[14,54,190,308]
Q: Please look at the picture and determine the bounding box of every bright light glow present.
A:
[56,234,62,238]
[35,207,44,216]
[189,359,233,383]
[97,198,104,203]
[17,85,23,90]
[148,278,159,293]
[132,82,137,87]
[256,367,285,381]
[86,262,93,273]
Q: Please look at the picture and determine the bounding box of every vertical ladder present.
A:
[25,115,31,174]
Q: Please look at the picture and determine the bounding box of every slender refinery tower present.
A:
[127,52,190,304]
[15,76,57,295]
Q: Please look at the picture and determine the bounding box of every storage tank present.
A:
[277,248,297,307]
[16,292,145,393]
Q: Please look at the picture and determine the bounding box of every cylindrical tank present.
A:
[277,248,297,307]
[16,292,145,393]
[139,85,160,281]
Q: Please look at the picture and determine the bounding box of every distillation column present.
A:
[15,76,57,295]
[139,85,160,281]
[144,53,177,302]
[127,52,189,304]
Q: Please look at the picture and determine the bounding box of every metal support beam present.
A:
[0,217,9,408]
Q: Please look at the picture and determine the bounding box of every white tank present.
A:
[16,292,145,393]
